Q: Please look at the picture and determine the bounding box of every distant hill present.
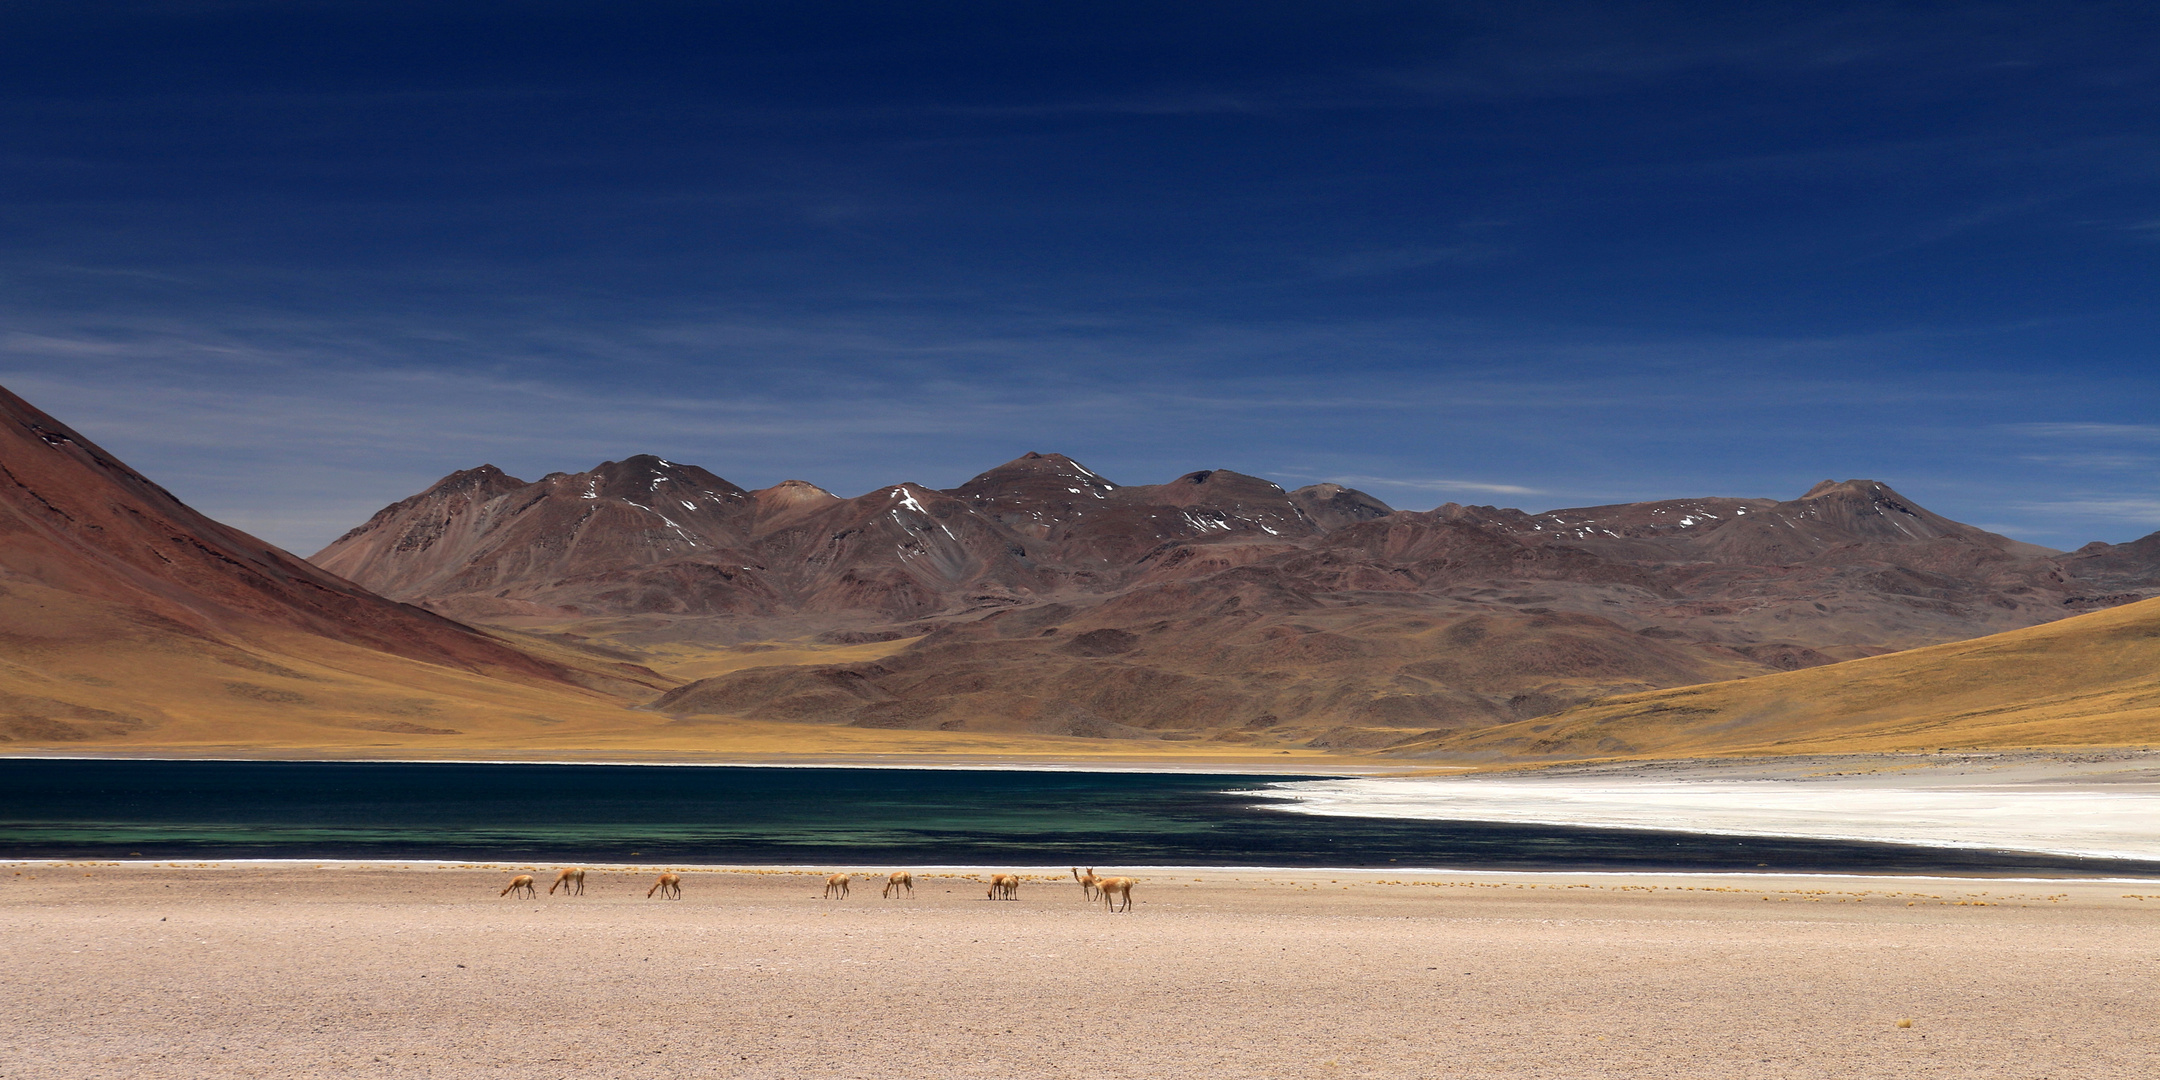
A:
[1407,594,2160,760]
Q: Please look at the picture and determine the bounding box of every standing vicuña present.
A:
[549,868,585,896]
[1072,866,1099,900]
[501,874,537,899]
[824,873,851,899]
[648,872,681,900]
[884,871,914,898]
[1098,876,1135,912]
[987,874,1020,900]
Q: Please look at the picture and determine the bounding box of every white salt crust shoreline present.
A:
[1253,778,2160,861]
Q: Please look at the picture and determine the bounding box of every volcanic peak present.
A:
[946,452,1118,502]
[1146,468,1292,504]
[1781,479,1979,539]
[565,454,749,504]
[325,464,528,549]
[1289,483,1395,531]
[435,463,525,492]
[754,479,840,503]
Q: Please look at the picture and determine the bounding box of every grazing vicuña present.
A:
[1098,876,1135,912]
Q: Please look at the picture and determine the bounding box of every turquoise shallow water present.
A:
[4,758,2156,876]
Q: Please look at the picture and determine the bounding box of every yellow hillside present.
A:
[0,582,1354,767]
[1425,595,2160,761]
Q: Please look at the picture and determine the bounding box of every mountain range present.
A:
[310,450,2160,749]
[2,373,2154,760]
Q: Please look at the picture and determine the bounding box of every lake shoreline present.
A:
[0,747,1407,776]
[8,755,2160,877]
[12,858,2160,884]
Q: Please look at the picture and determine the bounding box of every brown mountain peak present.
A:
[1166,468,1283,492]
[1792,478,1932,521]
[755,479,839,503]
[319,464,529,552]
[1145,469,1291,505]
[1690,477,2057,560]
[742,479,843,539]
[440,464,527,490]
[577,455,749,501]
[1801,477,1904,502]
[1289,483,1394,530]
[947,452,1117,501]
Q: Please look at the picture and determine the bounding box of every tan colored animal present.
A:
[549,868,585,896]
[824,873,851,899]
[987,873,1020,900]
[500,874,536,899]
[648,872,681,900]
[1098,876,1135,912]
[883,871,914,898]
[1072,866,1099,900]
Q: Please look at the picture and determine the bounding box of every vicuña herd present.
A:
[498,867,1137,910]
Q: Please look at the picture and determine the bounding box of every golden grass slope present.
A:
[0,576,659,750]
[1417,594,2160,761]
[0,584,1357,767]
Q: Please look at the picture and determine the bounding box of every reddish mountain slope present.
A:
[0,386,579,680]
[0,384,669,745]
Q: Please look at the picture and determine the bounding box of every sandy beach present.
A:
[5,862,2156,1079]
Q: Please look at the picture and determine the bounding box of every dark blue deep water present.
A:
[3,759,2154,877]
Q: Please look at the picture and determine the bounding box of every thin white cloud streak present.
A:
[2018,452,2155,470]
[2012,422,2160,442]
[1290,473,1545,497]
[2011,498,2160,526]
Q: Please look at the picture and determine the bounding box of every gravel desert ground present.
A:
[5,863,2157,1079]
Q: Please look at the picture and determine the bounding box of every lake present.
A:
[4,758,2155,876]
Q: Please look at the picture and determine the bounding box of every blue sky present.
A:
[2,1,2155,552]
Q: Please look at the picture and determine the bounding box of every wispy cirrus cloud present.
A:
[1288,472,1545,498]
[2018,452,2156,470]
[2011,498,2160,527]
[2011,422,2160,442]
